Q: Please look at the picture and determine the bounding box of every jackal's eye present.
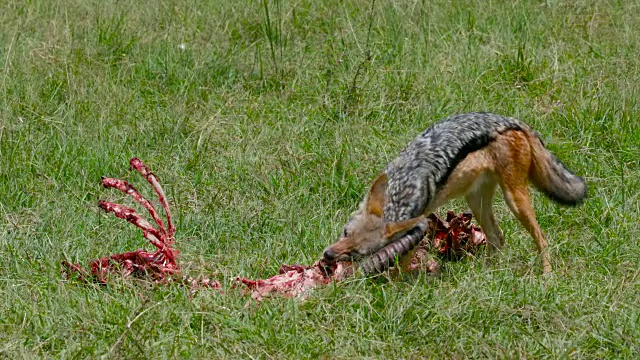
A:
[342,228,349,237]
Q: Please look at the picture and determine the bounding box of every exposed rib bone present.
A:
[97,200,164,250]
[129,158,175,238]
[100,177,168,238]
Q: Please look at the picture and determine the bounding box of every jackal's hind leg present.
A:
[500,184,551,274]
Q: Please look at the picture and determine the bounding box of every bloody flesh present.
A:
[236,212,486,300]
[62,158,218,289]
[64,158,485,300]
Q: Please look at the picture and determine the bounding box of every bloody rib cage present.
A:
[62,158,219,288]
[63,157,486,301]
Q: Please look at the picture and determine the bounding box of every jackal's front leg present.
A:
[465,180,503,254]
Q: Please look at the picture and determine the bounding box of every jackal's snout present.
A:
[323,247,337,262]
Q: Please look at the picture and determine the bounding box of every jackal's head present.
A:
[323,173,424,262]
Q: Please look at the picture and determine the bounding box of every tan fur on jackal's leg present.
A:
[465,177,503,254]
[495,131,552,274]
[501,185,551,274]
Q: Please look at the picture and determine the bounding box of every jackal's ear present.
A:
[384,216,424,242]
[365,172,388,217]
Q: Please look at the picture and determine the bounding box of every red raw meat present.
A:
[235,261,354,301]
[63,158,485,301]
[236,212,486,300]
[427,211,487,259]
[62,158,219,290]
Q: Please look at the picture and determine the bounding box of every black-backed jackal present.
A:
[323,112,586,274]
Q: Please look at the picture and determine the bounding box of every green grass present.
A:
[1,0,639,358]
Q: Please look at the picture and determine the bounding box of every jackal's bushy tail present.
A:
[529,135,587,206]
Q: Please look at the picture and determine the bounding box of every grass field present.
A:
[1,0,639,358]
